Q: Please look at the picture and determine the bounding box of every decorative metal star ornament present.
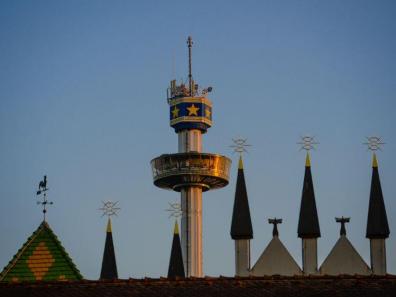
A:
[364,136,385,152]
[99,201,121,218]
[165,202,182,219]
[297,135,319,151]
[230,138,252,155]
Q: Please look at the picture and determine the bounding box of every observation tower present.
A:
[151,37,231,277]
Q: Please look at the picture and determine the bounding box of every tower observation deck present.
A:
[151,37,231,277]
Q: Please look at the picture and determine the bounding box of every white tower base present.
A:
[302,238,318,275]
[235,240,250,276]
[370,239,387,275]
[179,129,203,277]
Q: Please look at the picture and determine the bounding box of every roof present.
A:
[1,275,395,297]
[297,153,321,238]
[320,236,371,275]
[0,221,83,282]
[250,236,302,276]
[230,156,253,240]
[100,218,118,280]
[167,221,185,278]
[366,154,390,238]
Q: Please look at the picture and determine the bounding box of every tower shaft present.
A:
[181,187,203,277]
[179,129,203,277]
[370,239,387,275]
[234,240,250,276]
[178,130,202,152]
[302,238,318,274]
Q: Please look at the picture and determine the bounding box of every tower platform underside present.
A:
[151,153,231,191]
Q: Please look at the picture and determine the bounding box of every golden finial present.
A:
[297,135,318,167]
[174,220,179,234]
[238,155,244,169]
[372,153,378,168]
[99,201,120,217]
[364,136,384,168]
[106,218,112,233]
[297,135,319,151]
[230,138,251,170]
[99,201,120,232]
[305,152,311,167]
[166,202,182,219]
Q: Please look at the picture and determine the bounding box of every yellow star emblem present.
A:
[187,104,199,116]
[205,107,211,119]
[172,106,179,119]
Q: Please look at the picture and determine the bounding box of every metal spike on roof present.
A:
[297,152,321,238]
[366,154,390,238]
[100,218,118,280]
[168,221,185,278]
[231,156,253,240]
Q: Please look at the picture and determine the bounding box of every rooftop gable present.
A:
[0,221,83,282]
[251,236,302,276]
[320,236,371,275]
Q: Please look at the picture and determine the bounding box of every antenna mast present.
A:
[187,36,193,96]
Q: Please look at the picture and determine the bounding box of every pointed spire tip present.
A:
[174,221,179,234]
[238,155,244,169]
[372,153,378,168]
[305,152,311,167]
[106,218,112,233]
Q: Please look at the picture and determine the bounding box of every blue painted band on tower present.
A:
[169,97,212,133]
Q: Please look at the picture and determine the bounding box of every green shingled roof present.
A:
[0,221,83,282]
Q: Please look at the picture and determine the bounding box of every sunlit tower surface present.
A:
[151,37,231,277]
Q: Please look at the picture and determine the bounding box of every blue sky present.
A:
[0,0,395,279]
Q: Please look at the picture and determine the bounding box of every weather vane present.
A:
[99,201,121,218]
[364,136,385,152]
[268,217,282,237]
[297,135,319,151]
[36,175,53,221]
[335,216,350,236]
[165,201,182,219]
[230,138,252,155]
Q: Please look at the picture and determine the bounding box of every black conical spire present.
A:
[168,221,185,278]
[231,156,253,240]
[100,218,118,280]
[366,154,390,238]
[298,153,321,238]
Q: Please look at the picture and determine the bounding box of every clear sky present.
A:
[0,0,395,279]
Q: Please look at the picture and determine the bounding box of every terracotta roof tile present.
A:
[1,275,395,297]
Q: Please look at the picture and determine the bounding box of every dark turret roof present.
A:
[366,154,390,239]
[167,221,185,278]
[231,157,253,240]
[298,153,321,238]
[100,219,118,280]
